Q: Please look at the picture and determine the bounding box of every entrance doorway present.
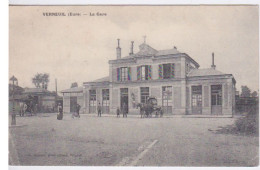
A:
[70,96,77,112]
[191,85,202,114]
[162,86,172,114]
[211,85,222,115]
[120,88,128,113]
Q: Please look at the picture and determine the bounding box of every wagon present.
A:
[137,96,163,118]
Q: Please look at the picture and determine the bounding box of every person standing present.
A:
[57,103,63,120]
[116,107,120,118]
[122,103,127,118]
[19,102,24,117]
[97,102,102,117]
[76,104,81,118]
[23,103,27,117]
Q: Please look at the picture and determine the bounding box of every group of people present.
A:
[116,103,128,118]
[57,102,129,119]
[19,102,37,116]
[97,102,128,118]
[57,103,81,120]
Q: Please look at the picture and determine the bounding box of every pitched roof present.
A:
[156,48,180,56]
[187,68,225,77]
[92,76,109,82]
[60,87,83,93]
[122,43,181,59]
[23,88,51,94]
[135,43,158,56]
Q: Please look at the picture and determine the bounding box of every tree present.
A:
[251,91,258,97]
[71,82,78,88]
[32,73,49,89]
[241,86,251,97]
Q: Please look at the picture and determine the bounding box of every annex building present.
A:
[62,39,236,116]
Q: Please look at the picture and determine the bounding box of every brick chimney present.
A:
[129,41,134,55]
[116,39,121,59]
[211,52,216,69]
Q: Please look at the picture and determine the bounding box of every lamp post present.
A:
[10,75,18,125]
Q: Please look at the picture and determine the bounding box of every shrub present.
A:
[235,105,259,135]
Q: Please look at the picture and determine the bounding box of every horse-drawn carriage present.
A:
[137,96,163,118]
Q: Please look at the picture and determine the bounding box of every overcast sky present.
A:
[9,5,259,92]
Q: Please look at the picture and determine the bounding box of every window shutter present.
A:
[128,67,131,81]
[171,63,175,78]
[158,64,163,79]
[137,66,141,80]
[148,65,152,80]
[117,68,120,81]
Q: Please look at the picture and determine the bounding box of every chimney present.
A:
[211,52,216,69]
[129,41,134,55]
[116,39,121,59]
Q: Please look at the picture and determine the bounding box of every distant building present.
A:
[61,87,83,114]
[62,39,236,116]
[22,88,57,112]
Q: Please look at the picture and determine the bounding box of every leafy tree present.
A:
[241,86,251,97]
[71,82,78,88]
[251,91,258,97]
[32,73,49,89]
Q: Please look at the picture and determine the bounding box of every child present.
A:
[116,107,120,118]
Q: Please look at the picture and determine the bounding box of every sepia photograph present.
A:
[9,5,259,167]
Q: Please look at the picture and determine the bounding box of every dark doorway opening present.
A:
[70,96,77,113]
[120,88,128,114]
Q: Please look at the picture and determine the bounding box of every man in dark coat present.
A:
[57,103,63,120]
[76,104,81,118]
[122,103,127,118]
[116,107,120,118]
[97,102,102,117]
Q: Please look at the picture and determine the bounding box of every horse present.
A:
[136,103,153,118]
[137,102,163,118]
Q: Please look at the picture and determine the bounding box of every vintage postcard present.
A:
[9,5,259,167]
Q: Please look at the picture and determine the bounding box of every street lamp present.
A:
[10,75,18,126]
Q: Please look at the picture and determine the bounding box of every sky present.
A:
[9,5,259,92]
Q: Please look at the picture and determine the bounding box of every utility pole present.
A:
[10,76,17,126]
[55,78,58,108]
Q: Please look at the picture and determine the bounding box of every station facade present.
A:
[64,39,236,115]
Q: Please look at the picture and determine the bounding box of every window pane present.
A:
[140,87,149,103]
[163,64,171,79]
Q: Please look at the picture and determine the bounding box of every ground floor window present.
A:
[102,89,109,113]
[140,87,149,103]
[89,90,96,113]
[162,86,172,114]
[192,86,202,107]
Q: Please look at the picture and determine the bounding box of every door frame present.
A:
[120,88,129,113]
[191,85,202,114]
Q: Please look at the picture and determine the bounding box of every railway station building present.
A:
[63,39,236,116]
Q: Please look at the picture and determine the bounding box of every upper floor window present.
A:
[117,67,131,81]
[137,65,152,80]
[159,63,175,79]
